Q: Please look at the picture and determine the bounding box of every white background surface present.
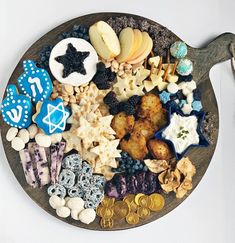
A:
[0,0,235,242]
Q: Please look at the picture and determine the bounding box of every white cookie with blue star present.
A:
[1,85,33,128]
[33,98,70,135]
[17,60,53,104]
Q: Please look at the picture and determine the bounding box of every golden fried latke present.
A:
[132,119,155,140]
[111,112,135,139]
[148,139,172,160]
[120,132,148,160]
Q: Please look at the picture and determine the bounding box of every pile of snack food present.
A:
[1,17,213,228]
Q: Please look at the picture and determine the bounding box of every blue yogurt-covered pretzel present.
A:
[17,60,52,104]
[1,84,33,128]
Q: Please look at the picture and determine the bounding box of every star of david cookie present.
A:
[33,98,70,135]
[17,60,53,104]
[1,84,33,128]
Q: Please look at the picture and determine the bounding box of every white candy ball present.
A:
[182,87,191,96]
[18,129,30,144]
[50,133,62,144]
[11,137,25,151]
[167,83,179,94]
[27,124,38,139]
[182,104,193,115]
[6,127,18,142]
[71,209,84,220]
[35,133,51,147]
[56,206,70,218]
[187,93,194,104]
[67,197,84,211]
[78,208,96,224]
[49,195,65,209]
[178,82,186,89]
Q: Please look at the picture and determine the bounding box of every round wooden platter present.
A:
[0,12,234,231]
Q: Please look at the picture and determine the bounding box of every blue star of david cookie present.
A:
[1,84,33,128]
[34,98,70,135]
[17,60,53,104]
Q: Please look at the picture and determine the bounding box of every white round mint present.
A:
[49,195,65,209]
[18,129,30,144]
[35,133,51,147]
[167,83,179,94]
[182,104,193,115]
[27,124,38,139]
[67,197,84,211]
[50,133,62,144]
[56,206,70,218]
[11,137,25,151]
[78,208,96,224]
[49,38,98,86]
[6,127,18,141]
[187,93,194,104]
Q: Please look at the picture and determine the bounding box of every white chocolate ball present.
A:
[11,137,25,151]
[18,129,30,144]
[71,209,84,220]
[27,124,38,139]
[50,133,62,144]
[6,127,18,142]
[67,197,84,211]
[56,206,70,218]
[35,133,51,147]
[78,208,96,224]
[49,195,65,209]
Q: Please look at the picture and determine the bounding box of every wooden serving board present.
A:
[0,12,234,231]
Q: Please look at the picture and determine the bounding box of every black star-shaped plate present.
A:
[55,43,90,78]
[155,107,209,160]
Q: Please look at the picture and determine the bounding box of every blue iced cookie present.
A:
[17,60,52,104]
[170,41,188,59]
[176,58,193,76]
[1,84,33,128]
[34,98,70,135]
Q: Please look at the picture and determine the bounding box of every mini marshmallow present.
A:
[6,127,18,142]
[167,83,179,94]
[56,206,70,218]
[11,137,25,151]
[18,129,30,144]
[78,208,96,224]
[49,195,65,209]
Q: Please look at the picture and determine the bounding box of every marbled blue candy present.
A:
[176,59,193,76]
[34,98,70,135]
[1,85,33,128]
[17,60,52,104]
[170,41,188,59]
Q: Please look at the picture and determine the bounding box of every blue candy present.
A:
[192,100,202,112]
[170,41,188,59]
[34,98,70,135]
[176,59,193,76]
[179,99,187,108]
[17,60,52,104]
[1,85,33,128]
[159,91,171,104]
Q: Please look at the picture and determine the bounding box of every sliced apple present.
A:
[116,27,135,63]
[128,35,153,64]
[132,29,143,55]
[89,21,120,60]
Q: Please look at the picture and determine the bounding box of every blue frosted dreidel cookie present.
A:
[1,84,33,128]
[33,98,70,135]
[17,60,53,104]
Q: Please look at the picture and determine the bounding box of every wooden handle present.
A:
[187,32,235,81]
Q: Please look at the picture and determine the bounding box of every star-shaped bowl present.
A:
[155,106,209,160]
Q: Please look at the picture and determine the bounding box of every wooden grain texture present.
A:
[0,12,234,231]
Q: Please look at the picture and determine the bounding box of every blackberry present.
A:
[123,102,136,115]
[109,105,120,115]
[128,95,141,106]
[117,101,126,112]
[178,74,193,82]
[106,69,116,81]
[193,89,201,101]
[96,82,111,90]
[96,62,106,72]
[93,72,108,84]
[37,45,53,69]
[104,91,119,107]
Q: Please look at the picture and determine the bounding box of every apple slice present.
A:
[89,21,120,60]
[128,35,153,64]
[132,29,143,55]
[116,27,135,63]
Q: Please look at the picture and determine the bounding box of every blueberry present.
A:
[143,166,148,172]
[73,25,80,31]
[46,51,51,57]
[72,32,79,38]
[41,56,46,62]
[78,32,84,38]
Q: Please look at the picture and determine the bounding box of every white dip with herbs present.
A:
[162,113,199,154]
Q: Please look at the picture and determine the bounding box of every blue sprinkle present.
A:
[192,100,202,111]
[159,91,171,104]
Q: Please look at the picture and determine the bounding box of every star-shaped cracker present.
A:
[97,115,116,136]
[62,128,83,153]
